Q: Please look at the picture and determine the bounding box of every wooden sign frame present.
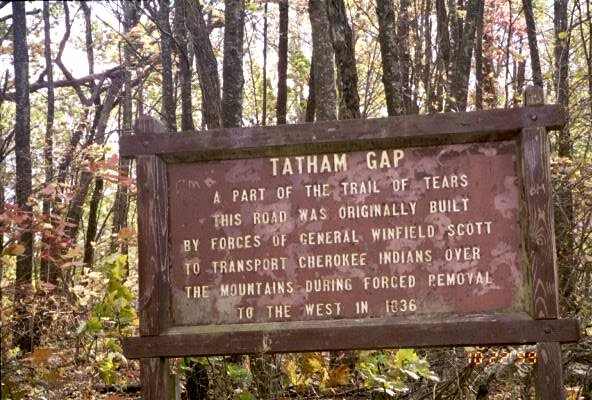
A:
[121,87,578,399]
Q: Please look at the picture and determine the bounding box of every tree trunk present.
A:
[83,178,103,266]
[309,0,337,121]
[376,0,403,116]
[327,0,361,119]
[474,1,484,109]
[448,0,461,66]
[185,0,221,129]
[159,0,177,131]
[111,0,137,256]
[64,77,124,243]
[305,61,316,122]
[41,0,58,284]
[262,2,268,126]
[276,0,288,124]
[424,0,435,113]
[222,0,245,128]
[398,0,413,114]
[435,0,450,111]
[174,0,195,131]
[450,0,484,111]
[12,0,34,353]
[522,0,543,87]
[553,0,574,306]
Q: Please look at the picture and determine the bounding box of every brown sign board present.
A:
[169,140,524,326]
[121,103,577,365]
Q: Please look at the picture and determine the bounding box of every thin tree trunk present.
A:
[376,0,403,116]
[522,0,543,87]
[553,0,574,305]
[514,58,525,107]
[305,61,316,122]
[475,0,484,109]
[435,0,450,110]
[309,0,337,121]
[12,0,34,353]
[448,0,461,66]
[83,179,103,266]
[64,77,124,243]
[327,0,361,119]
[41,1,58,284]
[160,0,177,131]
[262,2,268,126]
[175,0,194,131]
[399,0,412,113]
[222,0,245,128]
[411,0,421,114]
[111,0,137,257]
[450,0,484,111]
[424,0,435,113]
[185,0,221,129]
[80,1,106,270]
[276,0,288,124]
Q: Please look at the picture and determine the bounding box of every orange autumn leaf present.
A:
[31,347,53,366]
[328,364,350,387]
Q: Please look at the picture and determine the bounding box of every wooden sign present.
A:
[120,87,578,400]
[169,140,524,326]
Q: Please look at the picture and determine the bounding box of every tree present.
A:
[222,0,245,128]
[12,0,34,353]
[159,0,176,131]
[41,0,57,284]
[174,0,195,131]
[185,0,221,129]
[553,0,575,305]
[276,0,288,124]
[111,0,139,257]
[450,0,485,111]
[327,0,361,119]
[376,0,404,116]
[309,0,337,121]
[522,0,543,87]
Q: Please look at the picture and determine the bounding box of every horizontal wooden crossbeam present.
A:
[122,315,578,359]
[120,105,565,161]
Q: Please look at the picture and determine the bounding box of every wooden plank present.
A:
[522,85,566,400]
[122,317,579,359]
[520,127,560,319]
[120,105,565,160]
[536,342,565,400]
[521,87,560,319]
[134,116,176,399]
[141,358,177,400]
[136,154,170,334]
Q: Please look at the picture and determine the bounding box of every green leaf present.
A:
[395,349,419,368]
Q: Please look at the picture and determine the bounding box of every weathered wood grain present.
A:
[134,116,176,399]
[521,87,560,319]
[122,317,579,358]
[136,154,170,334]
[520,127,560,319]
[120,105,565,160]
[536,342,565,400]
[523,85,566,400]
[140,358,177,400]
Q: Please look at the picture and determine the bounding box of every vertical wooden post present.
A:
[134,116,178,400]
[522,86,565,400]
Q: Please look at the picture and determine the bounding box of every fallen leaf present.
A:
[328,364,349,387]
[31,348,53,366]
